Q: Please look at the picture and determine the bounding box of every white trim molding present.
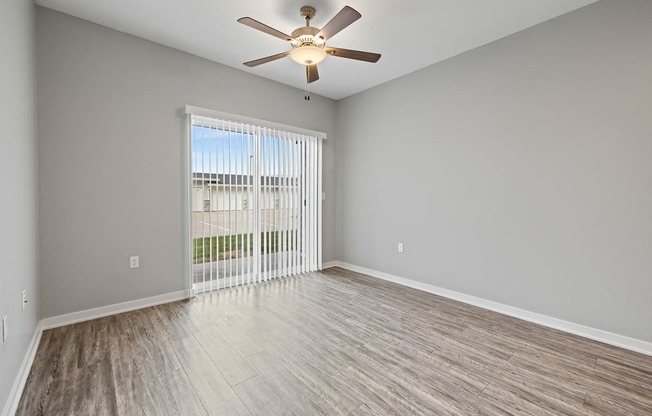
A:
[2,324,42,416]
[326,261,652,357]
[40,290,191,330]
[321,261,340,270]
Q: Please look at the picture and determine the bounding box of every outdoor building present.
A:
[192,172,293,212]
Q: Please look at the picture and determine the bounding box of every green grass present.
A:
[193,231,296,263]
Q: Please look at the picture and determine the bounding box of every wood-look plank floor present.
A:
[17,267,652,415]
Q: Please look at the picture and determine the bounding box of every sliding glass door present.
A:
[189,114,322,293]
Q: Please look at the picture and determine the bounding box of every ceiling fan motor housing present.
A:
[291,26,322,46]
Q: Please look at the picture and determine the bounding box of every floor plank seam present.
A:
[188,332,239,387]
[177,362,212,416]
[230,373,259,388]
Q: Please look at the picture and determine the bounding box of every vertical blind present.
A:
[189,112,322,294]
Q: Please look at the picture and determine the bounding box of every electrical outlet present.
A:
[22,290,27,311]
[130,256,139,269]
[2,315,7,343]
[398,243,404,253]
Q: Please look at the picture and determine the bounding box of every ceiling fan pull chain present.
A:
[304,80,311,101]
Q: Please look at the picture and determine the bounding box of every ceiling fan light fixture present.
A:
[290,45,326,65]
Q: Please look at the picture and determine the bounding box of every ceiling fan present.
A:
[238,5,381,86]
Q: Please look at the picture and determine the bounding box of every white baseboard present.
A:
[40,290,191,330]
[321,261,340,269]
[330,261,652,357]
[2,323,42,416]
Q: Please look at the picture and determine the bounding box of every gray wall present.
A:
[37,8,337,318]
[0,0,39,410]
[34,0,652,345]
[336,0,652,343]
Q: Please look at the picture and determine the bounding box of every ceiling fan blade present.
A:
[324,47,381,63]
[315,6,361,41]
[306,64,319,83]
[238,17,296,42]
[243,51,291,67]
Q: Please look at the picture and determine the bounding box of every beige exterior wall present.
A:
[192,183,294,212]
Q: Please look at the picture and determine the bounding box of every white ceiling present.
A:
[36,0,599,100]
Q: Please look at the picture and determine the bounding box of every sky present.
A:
[192,124,304,176]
